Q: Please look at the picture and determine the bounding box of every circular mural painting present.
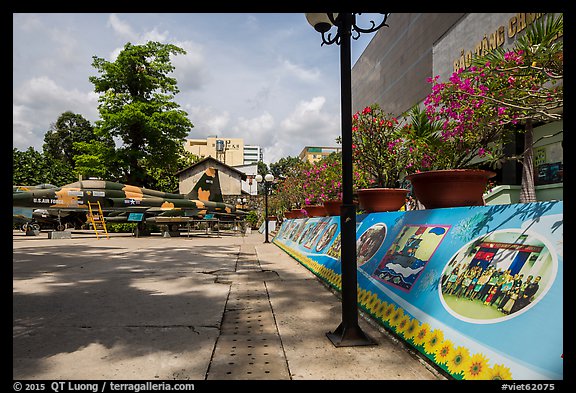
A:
[356,223,387,266]
[439,229,557,324]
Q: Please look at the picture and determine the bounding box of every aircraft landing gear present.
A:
[22,222,40,235]
[134,222,150,237]
[21,222,40,232]
[55,210,65,231]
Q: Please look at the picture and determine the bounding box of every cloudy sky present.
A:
[13,13,380,165]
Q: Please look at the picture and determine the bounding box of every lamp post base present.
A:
[326,322,377,347]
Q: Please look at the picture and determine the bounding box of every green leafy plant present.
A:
[105,222,138,233]
[246,210,259,229]
[351,104,422,188]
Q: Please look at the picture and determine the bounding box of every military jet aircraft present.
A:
[13,183,87,231]
[13,167,247,231]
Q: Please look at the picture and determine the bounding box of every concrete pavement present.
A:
[13,229,446,380]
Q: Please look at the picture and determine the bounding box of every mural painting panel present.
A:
[273,202,563,381]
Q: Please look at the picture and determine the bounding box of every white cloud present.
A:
[280,59,321,82]
[258,96,340,164]
[280,96,336,133]
[13,76,99,151]
[13,14,43,32]
[186,106,231,137]
[232,112,276,143]
[106,15,209,92]
[141,28,170,44]
[108,14,137,41]
[171,40,209,92]
[44,28,85,69]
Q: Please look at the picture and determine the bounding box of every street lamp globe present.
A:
[264,173,275,183]
[305,13,337,33]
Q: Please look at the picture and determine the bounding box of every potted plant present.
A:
[350,104,421,212]
[404,64,525,208]
[301,173,328,217]
[312,153,343,216]
[298,154,345,217]
[273,160,309,219]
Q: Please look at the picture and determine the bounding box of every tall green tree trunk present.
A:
[519,119,537,203]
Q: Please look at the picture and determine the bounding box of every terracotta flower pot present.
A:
[357,188,408,213]
[323,199,343,216]
[303,205,328,217]
[284,211,296,219]
[406,169,496,209]
[291,209,307,218]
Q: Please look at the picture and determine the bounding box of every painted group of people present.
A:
[442,264,542,315]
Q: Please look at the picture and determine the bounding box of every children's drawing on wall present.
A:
[299,224,315,245]
[356,223,387,266]
[439,229,556,322]
[372,224,449,291]
[304,217,331,249]
[280,220,296,239]
[288,218,308,242]
[317,223,338,252]
[326,232,341,260]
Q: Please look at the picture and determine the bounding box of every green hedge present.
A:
[105,222,138,233]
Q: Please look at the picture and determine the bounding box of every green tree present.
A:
[271,158,311,211]
[269,156,301,180]
[257,161,269,177]
[89,41,194,187]
[13,147,76,186]
[42,111,107,168]
[13,148,46,185]
[73,139,120,180]
[145,150,200,192]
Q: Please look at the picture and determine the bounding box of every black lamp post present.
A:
[256,173,274,243]
[306,12,390,347]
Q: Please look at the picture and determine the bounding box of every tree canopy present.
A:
[89,41,194,187]
[43,111,105,168]
[13,147,77,186]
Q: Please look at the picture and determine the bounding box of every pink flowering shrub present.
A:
[302,153,342,205]
[423,69,517,169]
[423,39,562,170]
[272,153,342,208]
[351,104,422,188]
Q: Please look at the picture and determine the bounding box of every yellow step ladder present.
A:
[87,201,109,239]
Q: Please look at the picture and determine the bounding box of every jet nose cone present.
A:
[13,191,35,207]
[13,192,30,201]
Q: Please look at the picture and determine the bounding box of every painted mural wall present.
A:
[273,201,563,380]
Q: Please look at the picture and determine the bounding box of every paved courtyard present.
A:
[13,229,445,381]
